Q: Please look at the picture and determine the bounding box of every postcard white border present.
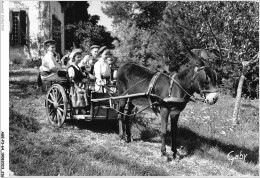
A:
[1,0,10,177]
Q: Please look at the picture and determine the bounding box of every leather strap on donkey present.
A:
[165,73,190,103]
[146,72,161,110]
[146,72,161,95]
[146,72,188,105]
[148,72,190,103]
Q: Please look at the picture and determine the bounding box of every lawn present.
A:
[9,67,259,176]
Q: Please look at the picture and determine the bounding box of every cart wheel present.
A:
[46,84,68,127]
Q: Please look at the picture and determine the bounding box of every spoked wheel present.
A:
[46,84,68,127]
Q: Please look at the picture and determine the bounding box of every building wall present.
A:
[9,1,65,60]
[23,1,40,45]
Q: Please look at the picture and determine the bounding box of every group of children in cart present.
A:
[39,39,117,113]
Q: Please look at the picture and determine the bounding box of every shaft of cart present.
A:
[91,93,147,102]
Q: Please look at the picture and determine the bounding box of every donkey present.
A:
[116,49,219,160]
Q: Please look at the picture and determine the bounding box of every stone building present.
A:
[9,1,89,59]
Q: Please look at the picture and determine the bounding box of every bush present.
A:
[23,58,42,68]
[10,54,24,65]
[9,48,28,65]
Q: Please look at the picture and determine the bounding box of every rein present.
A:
[120,78,148,96]
[110,101,160,117]
[168,73,197,102]
[167,66,218,103]
[104,64,218,116]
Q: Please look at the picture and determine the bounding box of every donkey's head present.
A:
[187,49,219,105]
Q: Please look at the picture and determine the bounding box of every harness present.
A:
[146,72,161,95]
[166,73,188,103]
[108,65,218,117]
[166,66,218,103]
[124,67,211,107]
[146,72,161,111]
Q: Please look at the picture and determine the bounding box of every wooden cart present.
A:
[44,71,119,128]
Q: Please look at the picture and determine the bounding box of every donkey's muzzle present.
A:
[205,92,218,105]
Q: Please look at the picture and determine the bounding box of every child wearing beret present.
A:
[39,40,62,81]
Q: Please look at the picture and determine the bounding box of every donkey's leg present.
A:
[170,112,180,160]
[125,101,134,143]
[160,107,169,156]
[118,99,127,139]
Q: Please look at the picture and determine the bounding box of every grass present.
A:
[9,109,168,176]
[9,67,259,176]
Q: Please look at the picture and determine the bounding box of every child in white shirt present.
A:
[39,40,62,80]
[94,46,111,92]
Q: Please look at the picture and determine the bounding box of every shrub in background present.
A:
[23,58,42,68]
[10,49,26,65]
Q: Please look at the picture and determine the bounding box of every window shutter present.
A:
[20,10,27,45]
[10,11,13,45]
[9,10,13,34]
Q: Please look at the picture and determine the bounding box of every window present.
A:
[10,10,27,46]
[52,15,61,55]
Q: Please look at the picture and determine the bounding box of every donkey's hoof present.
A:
[167,155,173,162]
[173,152,181,161]
[118,135,125,141]
[126,137,132,143]
[161,152,167,157]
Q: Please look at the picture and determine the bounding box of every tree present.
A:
[232,54,259,126]
[156,1,259,125]
[64,1,115,52]
[66,21,115,52]
[102,1,169,71]
[103,1,259,101]
[63,1,97,50]
[102,1,167,30]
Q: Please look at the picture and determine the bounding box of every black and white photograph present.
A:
[1,0,259,176]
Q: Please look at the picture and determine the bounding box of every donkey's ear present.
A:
[188,50,204,66]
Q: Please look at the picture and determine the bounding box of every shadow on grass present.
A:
[178,127,258,164]
[9,80,37,88]
[64,116,258,165]
[9,69,39,78]
[142,126,258,165]
[241,103,259,110]
[64,119,119,134]
[9,80,39,99]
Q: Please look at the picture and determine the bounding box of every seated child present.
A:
[39,40,62,81]
[79,45,100,81]
[94,46,111,92]
[81,57,96,81]
[67,50,89,114]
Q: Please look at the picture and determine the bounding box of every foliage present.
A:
[23,58,42,68]
[63,1,90,24]
[102,1,167,30]
[196,1,259,98]
[64,2,115,51]
[103,1,259,98]
[10,52,24,65]
[103,1,170,71]
[9,47,41,68]
[66,21,115,52]
[240,64,259,99]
